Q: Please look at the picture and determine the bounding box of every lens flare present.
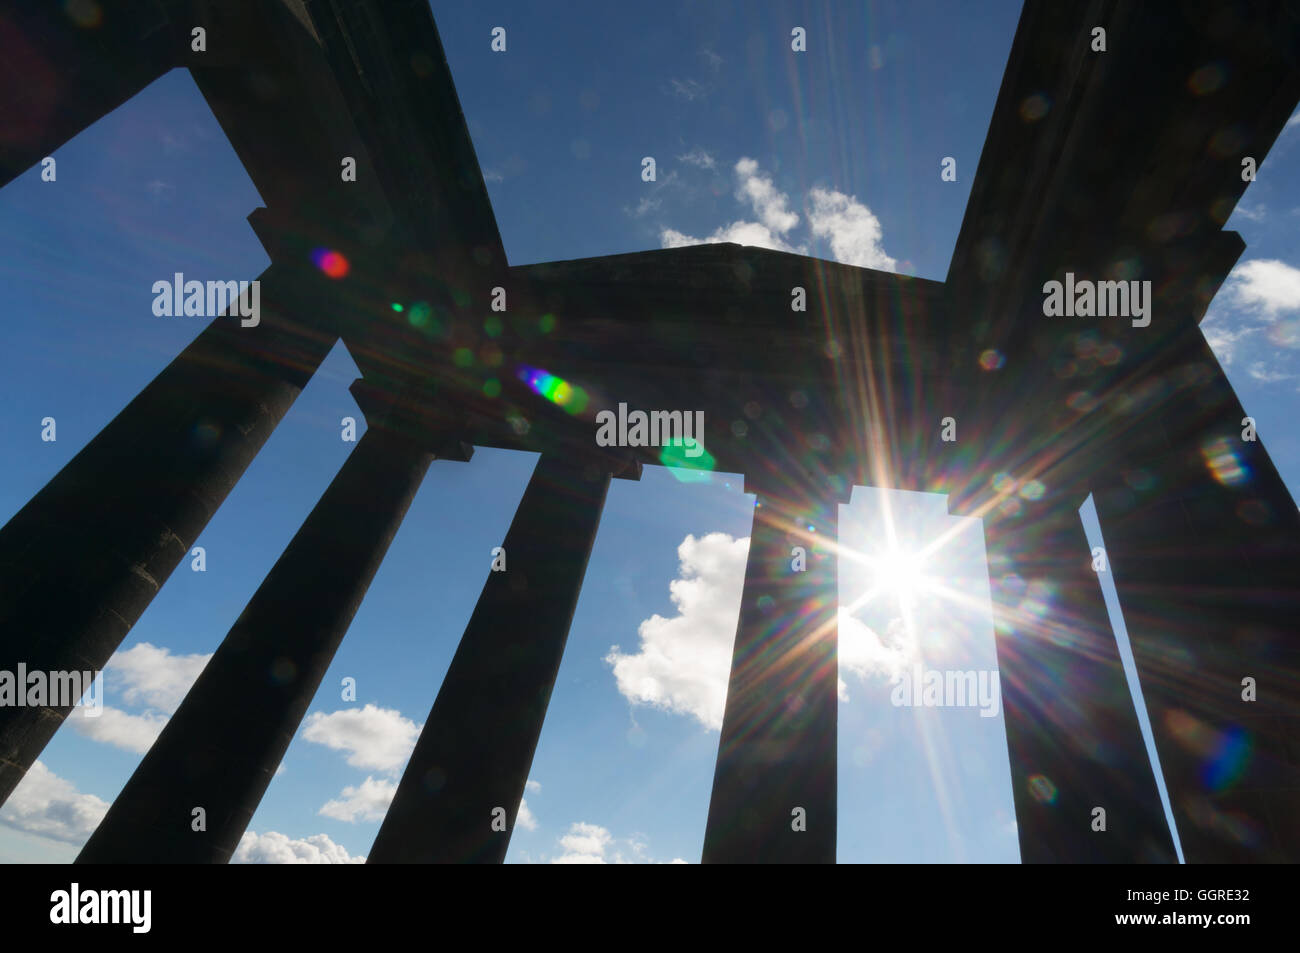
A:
[1200,436,1249,486]
[310,248,350,278]
[517,365,589,414]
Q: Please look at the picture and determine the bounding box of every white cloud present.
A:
[549,822,687,864]
[669,78,707,101]
[0,761,108,845]
[807,187,897,270]
[660,158,895,270]
[106,642,211,713]
[232,830,364,864]
[1201,312,1256,366]
[66,642,212,753]
[734,158,800,234]
[1287,111,1300,128]
[607,534,907,725]
[557,821,611,861]
[840,614,915,683]
[678,148,716,170]
[301,704,421,773]
[699,48,724,73]
[70,707,169,753]
[1248,361,1295,383]
[661,222,801,254]
[606,532,749,731]
[516,798,538,831]
[630,195,661,217]
[525,779,541,793]
[318,776,397,823]
[1224,259,1300,317]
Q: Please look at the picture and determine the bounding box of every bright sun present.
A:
[874,548,928,601]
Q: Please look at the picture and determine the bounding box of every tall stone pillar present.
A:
[0,262,337,806]
[984,502,1176,862]
[702,484,843,863]
[76,424,434,863]
[368,454,613,863]
[1093,328,1300,863]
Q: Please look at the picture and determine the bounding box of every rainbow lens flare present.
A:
[310,248,350,279]
[517,365,589,414]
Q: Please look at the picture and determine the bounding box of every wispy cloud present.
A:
[677,147,716,170]
[668,77,708,101]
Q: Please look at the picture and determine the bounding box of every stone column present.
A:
[1093,329,1300,863]
[702,485,842,863]
[76,425,434,863]
[368,454,611,863]
[984,502,1176,862]
[0,263,336,806]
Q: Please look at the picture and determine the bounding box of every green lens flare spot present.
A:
[408,301,432,328]
[659,438,716,483]
[484,315,503,338]
[539,312,556,333]
[482,378,501,397]
[453,347,474,367]
[390,302,404,313]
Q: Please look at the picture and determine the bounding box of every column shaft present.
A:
[1093,331,1300,862]
[0,263,335,805]
[703,498,838,863]
[985,508,1176,862]
[368,454,610,864]
[76,426,432,863]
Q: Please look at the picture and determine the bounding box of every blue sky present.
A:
[2,1,1299,864]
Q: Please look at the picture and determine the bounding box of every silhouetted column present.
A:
[0,263,336,806]
[76,425,433,863]
[1093,330,1300,863]
[984,504,1176,863]
[0,2,186,187]
[703,488,840,863]
[368,454,610,863]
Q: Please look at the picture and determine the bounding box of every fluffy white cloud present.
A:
[105,642,211,713]
[516,798,539,832]
[1224,259,1300,317]
[735,158,800,234]
[607,534,915,718]
[318,776,397,823]
[606,532,749,731]
[660,157,895,271]
[840,614,915,683]
[662,222,800,254]
[557,821,611,861]
[70,707,169,753]
[301,704,421,773]
[0,761,108,845]
[525,779,542,793]
[232,830,363,864]
[807,187,897,270]
[67,642,212,753]
[549,822,686,864]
